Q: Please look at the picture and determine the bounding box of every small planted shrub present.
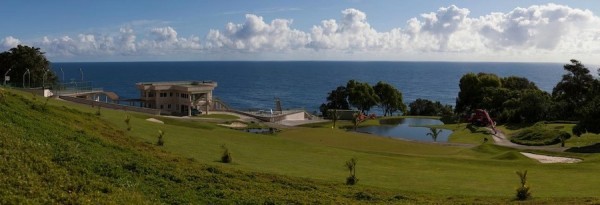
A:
[515,170,531,200]
[156,129,165,146]
[221,144,232,163]
[345,157,358,185]
[95,105,101,116]
[426,127,443,142]
[124,115,131,131]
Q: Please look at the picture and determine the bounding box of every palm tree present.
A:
[426,127,443,142]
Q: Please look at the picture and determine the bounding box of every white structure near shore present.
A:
[136,81,218,116]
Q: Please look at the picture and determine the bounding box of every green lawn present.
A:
[6,88,600,203]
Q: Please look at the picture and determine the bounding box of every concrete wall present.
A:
[14,88,53,97]
[284,112,306,121]
[59,96,161,115]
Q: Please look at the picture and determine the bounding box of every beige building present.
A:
[136,81,218,116]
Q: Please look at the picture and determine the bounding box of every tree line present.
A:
[454,59,599,136]
[320,80,407,117]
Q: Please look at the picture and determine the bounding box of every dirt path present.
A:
[488,128,567,152]
[488,128,584,163]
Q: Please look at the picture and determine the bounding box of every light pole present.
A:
[42,68,49,89]
[3,67,11,86]
[60,67,64,82]
[23,68,30,88]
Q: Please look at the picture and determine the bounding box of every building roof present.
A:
[136,81,217,93]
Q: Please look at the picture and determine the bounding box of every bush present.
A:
[221,145,232,163]
[510,123,571,146]
[156,130,164,146]
[515,170,531,200]
[124,115,131,131]
[345,158,358,185]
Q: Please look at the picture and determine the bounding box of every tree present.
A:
[573,95,600,136]
[426,128,443,142]
[552,59,595,120]
[0,45,58,88]
[156,129,165,146]
[345,157,358,185]
[455,73,501,114]
[409,98,453,116]
[515,170,531,200]
[320,86,349,116]
[373,81,406,116]
[346,80,379,114]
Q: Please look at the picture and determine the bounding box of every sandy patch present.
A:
[520,152,582,163]
[146,118,164,124]
[218,122,247,128]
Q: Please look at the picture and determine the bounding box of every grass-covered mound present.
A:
[0,89,409,204]
[510,123,571,146]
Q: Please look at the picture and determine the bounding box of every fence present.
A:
[59,96,161,115]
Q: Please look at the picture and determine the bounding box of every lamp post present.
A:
[42,68,49,89]
[3,67,11,86]
[23,68,30,88]
[60,67,64,82]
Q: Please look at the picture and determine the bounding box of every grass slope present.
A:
[0,89,411,204]
[4,88,600,204]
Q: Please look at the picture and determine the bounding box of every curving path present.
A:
[488,128,582,163]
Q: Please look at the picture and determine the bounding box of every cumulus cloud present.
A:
[477,3,600,51]
[2,3,600,62]
[1,36,21,50]
[205,14,310,51]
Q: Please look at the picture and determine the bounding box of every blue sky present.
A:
[1,1,599,63]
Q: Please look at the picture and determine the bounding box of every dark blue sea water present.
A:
[51,61,565,113]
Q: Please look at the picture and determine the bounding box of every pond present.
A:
[244,128,278,134]
[356,118,452,142]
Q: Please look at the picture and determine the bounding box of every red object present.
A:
[468,109,497,133]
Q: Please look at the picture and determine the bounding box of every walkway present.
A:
[489,128,567,152]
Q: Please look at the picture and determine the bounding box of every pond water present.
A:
[356,118,452,142]
[245,128,278,134]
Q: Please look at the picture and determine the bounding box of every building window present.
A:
[169,92,173,97]
[181,93,189,99]
[160,104,164,109]
[168,104,171,109]
[160,92,167,97]
[148,92,155,97]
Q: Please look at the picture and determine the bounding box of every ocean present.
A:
[51,61,565,114]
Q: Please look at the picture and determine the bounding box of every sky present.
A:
[1,0,599,64]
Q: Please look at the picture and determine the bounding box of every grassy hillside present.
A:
[3,88,600,204]
[0,89,413,204]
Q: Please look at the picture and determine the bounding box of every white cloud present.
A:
[2,4,600,63]
[1,36,21,50]
[205,14,310,51]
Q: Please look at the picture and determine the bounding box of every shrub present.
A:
[510,123,571,146]
[221,145,232,163]
[345,158,358,185]
[95,105,101,116]
[156,129,164,146]
[124,115,131,131]
[515,170,531,200]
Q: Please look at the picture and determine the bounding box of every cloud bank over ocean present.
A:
[2,4,599,62]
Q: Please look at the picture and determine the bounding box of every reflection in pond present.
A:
[357,118,452,142]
